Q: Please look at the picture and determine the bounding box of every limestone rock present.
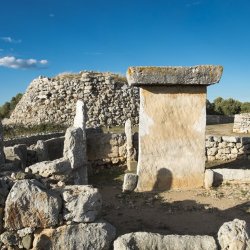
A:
[33,221,116,250]
[122,173,138,192]
[125,119,135,171]
[114,232,217,250]
[59,185,102,223]
[36,140,49,161]
[218,219,249,250]
[5,179,62,230]
[127,65,223,86]
[4,144,27,169]
[64,127,86,169]
[27,158,71,178]
[0,121,5,165]
[213,169,250,184]
[204,170,214,189]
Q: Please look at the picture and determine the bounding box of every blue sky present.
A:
[0,0,250,104]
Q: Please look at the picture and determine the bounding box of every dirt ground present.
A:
[89,167,250,238]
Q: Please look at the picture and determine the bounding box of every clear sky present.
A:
[0,0,250,105]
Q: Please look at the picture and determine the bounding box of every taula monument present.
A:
[127,65,223,191]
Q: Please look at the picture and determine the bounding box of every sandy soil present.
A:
[90,167,250,238]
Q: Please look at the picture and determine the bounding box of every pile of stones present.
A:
[7,71,139,128]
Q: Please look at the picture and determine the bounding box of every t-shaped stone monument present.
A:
[127,65,223,191]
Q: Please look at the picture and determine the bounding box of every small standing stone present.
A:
[204,169,214,189]
[125,119,134,171]
[123,173,138,192]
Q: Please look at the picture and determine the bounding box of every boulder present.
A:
[122,173,138,192]
[114,232,217,250]
[4,179,62,230]
[0,121,5,165]
[27,158,71,178]
[218,219,249,250]
[33,221,116,250]
[59,185,102,223]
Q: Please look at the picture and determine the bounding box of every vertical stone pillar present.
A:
[0,120,5,165]
[127,65,223,191]
[125,119,134,171]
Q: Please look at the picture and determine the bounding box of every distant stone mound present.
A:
[7,71,139,127]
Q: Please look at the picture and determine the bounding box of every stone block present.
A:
[204,170,214,189]
[122,173,138,192]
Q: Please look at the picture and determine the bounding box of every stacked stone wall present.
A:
[205,135,250,161]
[233,113,250,133]
[8,71,139,128]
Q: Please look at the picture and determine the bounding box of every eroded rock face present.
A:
[218,219,250,250]
[33,221,116,250]
[59,185,102,223]
[114,232,217,250]
[4,179,62,230]
[0,121,5,165]
[122,173,138,192]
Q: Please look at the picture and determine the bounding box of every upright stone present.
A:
[127,65,223,191]
[125,119,134,171]
[0,121,5,165]
[233,113,250,133]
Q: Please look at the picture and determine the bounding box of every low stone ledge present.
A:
[213,169,250,184]
[127,65,223,86]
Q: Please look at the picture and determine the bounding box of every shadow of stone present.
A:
[153,168,173,191]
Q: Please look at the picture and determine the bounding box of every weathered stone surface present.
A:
[125,119,135,171]
[127,65,223,86]
[0,120,5,165]
[7,72,139,128]
[0,231,21,248]
[4,144,27,169]
[36,140,49,162]
[204,170,214,189]
[59,185,102,223]
[64,127,85,169]
[213,169,250,183]
[233,113,250,133]
[33,221,116,250]
[27,158,71,178]
[135,86,207,191]
[4,179,62,230]
[218,219,249,250]
[114,232,217,250]
[123,173,138,192]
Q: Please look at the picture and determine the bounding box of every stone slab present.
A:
[136,86,207,191]
[127,65,223,86]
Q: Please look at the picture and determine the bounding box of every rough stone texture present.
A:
[218,219,249,250]
[204,169,214,189]
[205,135,250,161]
[122,173,138,192]
[113,232,217,250]
[125,119,135,171]
[87,132,127,166]
[7,71,139,127]
[4,144,27,169]
[127,65,223,86]
[36,140,49,161]
[4,179,62,230]
[59,185,102,223]
[0,121,5,165]
[33,221,116,250]
[64,127,85,169]
[135,86,207,191]
[213,169,250,184]
[27,158,71,178]
[233,113,250,133]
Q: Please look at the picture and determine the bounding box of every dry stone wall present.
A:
[8,71,139,128]
[205,135,250,161]
[233,113,250,133]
